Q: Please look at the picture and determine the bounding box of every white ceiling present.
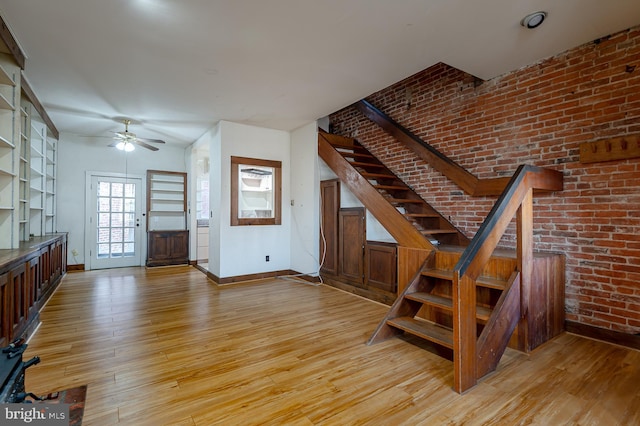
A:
[1,1,639,147]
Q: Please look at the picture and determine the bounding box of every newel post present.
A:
[516,186,534,351]
[452,272,477,393]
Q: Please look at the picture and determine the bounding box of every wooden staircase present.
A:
[319,128,565,394]
[367,247,522,389]
[319,131,467,248]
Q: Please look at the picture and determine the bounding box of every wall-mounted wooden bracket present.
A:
[579,135,640,163]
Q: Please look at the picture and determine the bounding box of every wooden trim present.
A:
[20,73,59,139]
[0,15,26,69]
[208,269,301,285]
[579,134,640,163]
[230,156,282,226]
[565,320,640,350]
[67,264,85,272]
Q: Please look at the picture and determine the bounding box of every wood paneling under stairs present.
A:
[24,267,640,425]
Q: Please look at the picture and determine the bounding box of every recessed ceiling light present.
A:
[521,11,547,29]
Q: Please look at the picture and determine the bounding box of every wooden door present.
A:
[339,208,365,284]
[320,179,340,276]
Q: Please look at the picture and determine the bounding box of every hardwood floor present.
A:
[24,266,640,425]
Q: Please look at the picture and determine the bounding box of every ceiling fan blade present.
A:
[135,137,165,144]
[133,140,159,151]
[108,142,119,147]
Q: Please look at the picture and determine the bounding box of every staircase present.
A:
[318,131,467,248]
[319,127,564,394]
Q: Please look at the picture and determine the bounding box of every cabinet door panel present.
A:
[366,243,397,292]
[339,208,365,284]
[320,180,340,276]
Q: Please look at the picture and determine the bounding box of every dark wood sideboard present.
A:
[0,234,67,347]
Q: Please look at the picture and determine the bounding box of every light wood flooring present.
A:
[24,266,640,425]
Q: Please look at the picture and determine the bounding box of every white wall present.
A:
[290,122,320,276]
[208,123,222,276]
[188,130,212,261]
[58,133,188,266]
[214,121,291,278]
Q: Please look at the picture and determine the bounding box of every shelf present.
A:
[149,210,186,214]
[0,134,14,148]
[30,186,44,193]
[150,177,184,183]
[150,197,183,201]
[0,65,15,86]
[30,146,44,157]
[0,206,15,211]
[0,92,14,111]
[0,168,16,177]
[29,207,44,211]
[147,171,188,262]
[151,189,184,196]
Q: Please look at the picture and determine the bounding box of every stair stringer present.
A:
[476,271,521,379]
[318,131,434,250]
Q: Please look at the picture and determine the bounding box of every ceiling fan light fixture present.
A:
[116,141,135,152]
[521,11,547,29]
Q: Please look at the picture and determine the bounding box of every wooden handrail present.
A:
[354,100,511,196]
[455,165,562,280]
[451,164,563,393]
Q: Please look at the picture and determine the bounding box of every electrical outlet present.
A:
[265,255,270,262]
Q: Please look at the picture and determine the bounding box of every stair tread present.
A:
[422,268,507,290]
[340,152,374,160]
[361,172,397,179]
[374,184,408,190]
[406,292,492,321]
[388,198,424,204]
[405,213,440,218]
[350,161,386,168]
[421,229,458,235]
[387,317,454,349]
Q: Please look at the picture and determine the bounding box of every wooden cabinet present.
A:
[147,230,189,267]
[146,170,188,266]
[0,234,66,345]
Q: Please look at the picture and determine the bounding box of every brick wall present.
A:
[329,26,640,333]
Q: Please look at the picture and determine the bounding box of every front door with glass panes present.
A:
[88,175,143,269]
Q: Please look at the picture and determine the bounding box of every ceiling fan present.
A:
[109,119,166,152]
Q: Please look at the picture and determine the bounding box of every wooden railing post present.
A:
[516,187,533,352]
[453,273,477,393]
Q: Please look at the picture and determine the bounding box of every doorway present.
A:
[85,173,144,270]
